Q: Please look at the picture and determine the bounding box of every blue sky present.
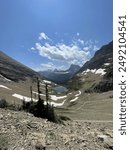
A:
[0,0,112,71]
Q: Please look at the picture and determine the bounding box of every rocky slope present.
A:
[0,108,113,150]
[0,51,39,82]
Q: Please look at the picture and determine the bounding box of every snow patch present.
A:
[104,63,110,66]
[91,69,96,73]
[49,99,66,107]
[50,95,67,101]
[40,83,46,86]
[70,97,78,102]
[68,92,72,95]
[32,91,45,96]
[0,74,11,82]
[75,91,81,97]
[82,68,106,76]
[43,80,51,84]
[0,85,11,90]
[95,68,106,76]
[81,69,90,75]
[12,93,38,102]
[12,93,66,107]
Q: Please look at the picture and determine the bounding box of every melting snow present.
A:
[49,100,66,107]
[70,97,78,102]
[82,68,106,76]
[75,91,81,97]
[50,95,67,101]
[95,68,106,76]
[32,91,45,96]
[12,93,66,107]
[0,85,11,90]
[40,83,46,86]
[43,80,51,84]
[104,63,110,66]
[68,92,72,95]
[12,93,38,102]
[0,74,11,82]
[81,69,90,75]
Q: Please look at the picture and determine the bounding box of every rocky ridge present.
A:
[0,51,39,82]
[0,108,112,150]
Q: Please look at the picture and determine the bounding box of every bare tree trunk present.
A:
[30,86,33,102]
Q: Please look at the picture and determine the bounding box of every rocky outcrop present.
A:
[0,108,113,150]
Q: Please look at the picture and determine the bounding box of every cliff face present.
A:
[79,41,113,72]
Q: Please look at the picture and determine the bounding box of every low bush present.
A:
[0,99,8,108]
[22,99,61,123]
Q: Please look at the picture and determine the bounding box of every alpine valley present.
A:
[0,41,113,150]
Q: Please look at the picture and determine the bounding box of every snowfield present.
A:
[0,74,11,82]
[104,63,110,66]
[32,91,45,96]
[70,97,78,102]
[12,93,38,102]
[49,99,66,107]
[82,68,106,76]
[95,68,106,76]
[0,85,12,90]
[50,95,67,101]
[43,80,51,84]
[75,91,81,97]
[70,91,81,103]
[12,93,66,107]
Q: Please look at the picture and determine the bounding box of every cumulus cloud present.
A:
[78,39,84,45]
[35,42,90,66]
[31,32,99,70]
[38,32,50,40]
[93,45,99,51]
[31,47,35,50]
[76,32,80,36]
[40,62,56,70]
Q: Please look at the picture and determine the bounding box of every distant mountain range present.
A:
[0,51,39,81]
[0,41,113,89]
[39,64,80,84]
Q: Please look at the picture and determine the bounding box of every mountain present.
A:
[66,41,113,92]
[79,41,113,72]
[39,64,80,84]
[0,51,39,81]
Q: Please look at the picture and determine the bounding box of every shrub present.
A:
[0,99,8,108]
[22,100,60,123]
[59,115,71,121]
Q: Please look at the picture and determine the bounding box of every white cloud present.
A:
[93,45,99,51]
[83,47,89,51]
[35,42,90,66]
[77,32,80,36]
[31,47,35,50]
[78,39,84,45]
[38,32,50,40]
[31,32,99,70]
[40,62,55,70]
